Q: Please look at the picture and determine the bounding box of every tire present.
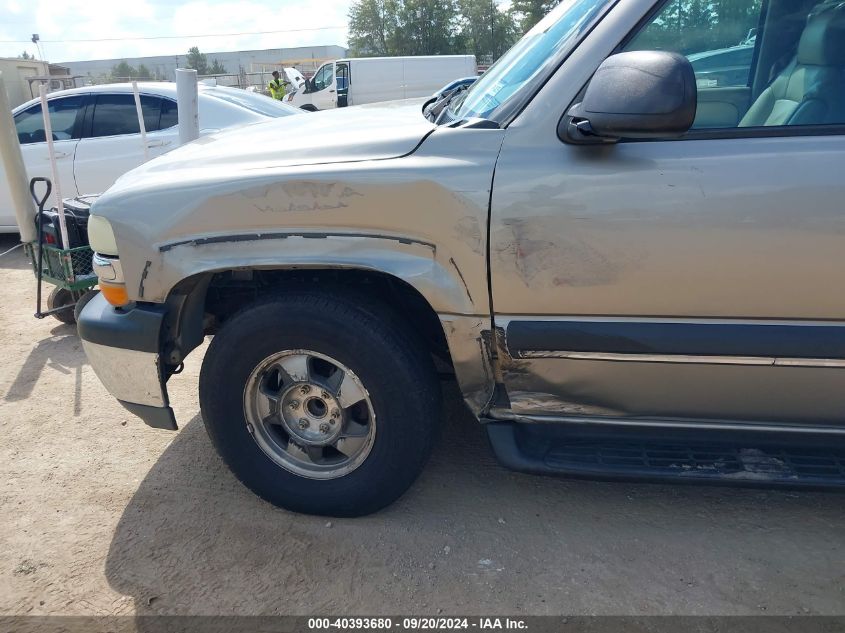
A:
[47,287,76,324]
[199,291,441,517]
[73,289,99,323]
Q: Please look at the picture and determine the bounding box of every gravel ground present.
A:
[0,233,843,617]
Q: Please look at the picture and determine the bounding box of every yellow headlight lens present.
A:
[87,215,119,256]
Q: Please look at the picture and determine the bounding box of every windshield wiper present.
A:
[425,84,470,123]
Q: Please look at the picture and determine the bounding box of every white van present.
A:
[284,55,477,111]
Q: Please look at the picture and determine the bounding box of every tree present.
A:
[349,0,462,56]
[348,0,526,58]
[137,64,152,79]
[348,0,402,55]
[396,0,460,55]
[630,0,762,54]
[459,0,516,61]
[209,59,227,74]
[186,46,209,75]
[714,0,762,47]
[509,0,559,33]
[349,0,524,59]
[19,51,33,60]
[111,61,138,79]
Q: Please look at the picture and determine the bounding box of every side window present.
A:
[14,96,85,144]
[621,0,845,130]
[91,94,163,137]
[312,64,333,91]
[159,98,178,129]
[140,96,163,131]
[626,0,763,89]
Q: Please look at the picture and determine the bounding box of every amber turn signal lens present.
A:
[100,282,130,307]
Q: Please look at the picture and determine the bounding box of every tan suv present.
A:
[79,0,845,516]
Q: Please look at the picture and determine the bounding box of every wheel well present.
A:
[195,268,452,370]
[300,105,318,112]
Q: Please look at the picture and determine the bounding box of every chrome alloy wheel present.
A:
[243,350,377,480]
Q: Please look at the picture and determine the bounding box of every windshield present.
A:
[451,0,611,122]
[204,86,300,117]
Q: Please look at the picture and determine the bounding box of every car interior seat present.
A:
[739,1,845,126]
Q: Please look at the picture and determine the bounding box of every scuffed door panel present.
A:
[489,132,845,426]
[492,135,845,319]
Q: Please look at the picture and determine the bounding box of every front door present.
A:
[309,63,337,110]
[490,0,845,427]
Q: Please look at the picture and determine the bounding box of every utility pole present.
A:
[491,0,495,58]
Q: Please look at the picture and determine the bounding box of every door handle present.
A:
[147,140,172,148]
[329,89,335,93]
[46,151,70,160]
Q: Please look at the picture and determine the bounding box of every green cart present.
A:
[25,178,98,324]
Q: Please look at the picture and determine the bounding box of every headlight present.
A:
[93,254,129,307]
[87,215,119,256]
[88,216,129,306]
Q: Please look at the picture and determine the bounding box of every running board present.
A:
[486,422,845,489]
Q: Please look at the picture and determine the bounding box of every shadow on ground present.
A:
[103,384,845,617]
[0,234,30,272]
[4,323,88,415]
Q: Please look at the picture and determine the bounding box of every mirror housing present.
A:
[561,51,697,144]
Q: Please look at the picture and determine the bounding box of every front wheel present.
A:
[199,291,441,516]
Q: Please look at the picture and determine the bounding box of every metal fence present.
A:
[87,68,315,97]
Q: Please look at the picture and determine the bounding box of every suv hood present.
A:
[112,99,434,188]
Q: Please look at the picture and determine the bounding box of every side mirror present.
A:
[560,51,697,144]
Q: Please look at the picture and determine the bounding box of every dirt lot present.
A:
[0,233,843,617]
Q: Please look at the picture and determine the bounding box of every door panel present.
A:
[490,133,845,425]
[313,86,336,110]
[21,140,79,199]
[496,327,845,426]
[74,128,177,196]
[492,134,845,319]
[0,140,79,229]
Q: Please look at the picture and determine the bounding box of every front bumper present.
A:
[78,292,177,430]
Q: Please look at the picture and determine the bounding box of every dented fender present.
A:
[90,125,507,417]
[156,233,473,315]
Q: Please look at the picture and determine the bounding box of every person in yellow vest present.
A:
[268,70,286,100]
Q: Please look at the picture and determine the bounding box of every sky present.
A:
[0,0,353,62]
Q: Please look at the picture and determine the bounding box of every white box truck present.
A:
[284,55,477,111]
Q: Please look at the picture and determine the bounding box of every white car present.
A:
[2,82,301,233]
